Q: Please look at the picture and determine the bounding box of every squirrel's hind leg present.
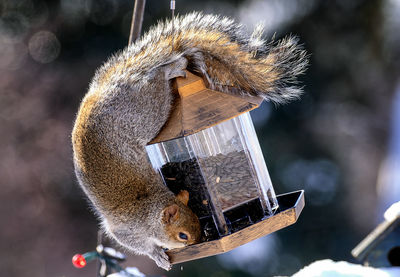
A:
[163,56,188,80]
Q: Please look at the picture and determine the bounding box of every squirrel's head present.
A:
[162,190,201,248]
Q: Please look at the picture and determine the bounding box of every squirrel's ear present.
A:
[176,190,189,206]
[163,204,180,223]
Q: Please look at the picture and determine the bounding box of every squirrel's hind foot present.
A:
[164,57,188,80]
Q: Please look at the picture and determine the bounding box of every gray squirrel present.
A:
[71,12,308,270]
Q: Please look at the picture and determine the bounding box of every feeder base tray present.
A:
[166,190,305,264]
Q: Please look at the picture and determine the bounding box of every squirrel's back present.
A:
[72,64,175,216]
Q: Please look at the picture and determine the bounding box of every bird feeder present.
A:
[145,71,304,263]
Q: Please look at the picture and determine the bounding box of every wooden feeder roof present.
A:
[149,70,263,144]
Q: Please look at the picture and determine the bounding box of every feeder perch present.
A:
[352,202,400,267]
[145,70,305,263]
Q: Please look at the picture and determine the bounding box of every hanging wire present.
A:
[171,0,176,50]
[129,0,146,45]
[171,0,175,19]
[170,0,175,51]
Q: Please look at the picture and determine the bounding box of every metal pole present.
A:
[128,0,146,45]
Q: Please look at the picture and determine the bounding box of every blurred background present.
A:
[1,0,399,276]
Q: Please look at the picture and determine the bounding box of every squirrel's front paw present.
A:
[151,248,172,271]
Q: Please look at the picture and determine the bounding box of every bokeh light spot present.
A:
[28,31,61,64]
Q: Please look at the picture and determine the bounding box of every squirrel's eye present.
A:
[178,232,188,240]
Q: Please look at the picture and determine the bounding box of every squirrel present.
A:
[71,12,308,270]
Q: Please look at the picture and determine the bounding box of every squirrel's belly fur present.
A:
[71,12,308,270]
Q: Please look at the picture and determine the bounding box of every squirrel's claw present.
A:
[151,247,172,271]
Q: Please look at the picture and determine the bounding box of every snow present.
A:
[292,259,400,277]
[384,201,400,222]
[107,267,145,277]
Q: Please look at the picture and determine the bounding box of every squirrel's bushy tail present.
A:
[119,12,308,104]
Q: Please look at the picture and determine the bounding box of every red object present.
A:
[72,254,87,268]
